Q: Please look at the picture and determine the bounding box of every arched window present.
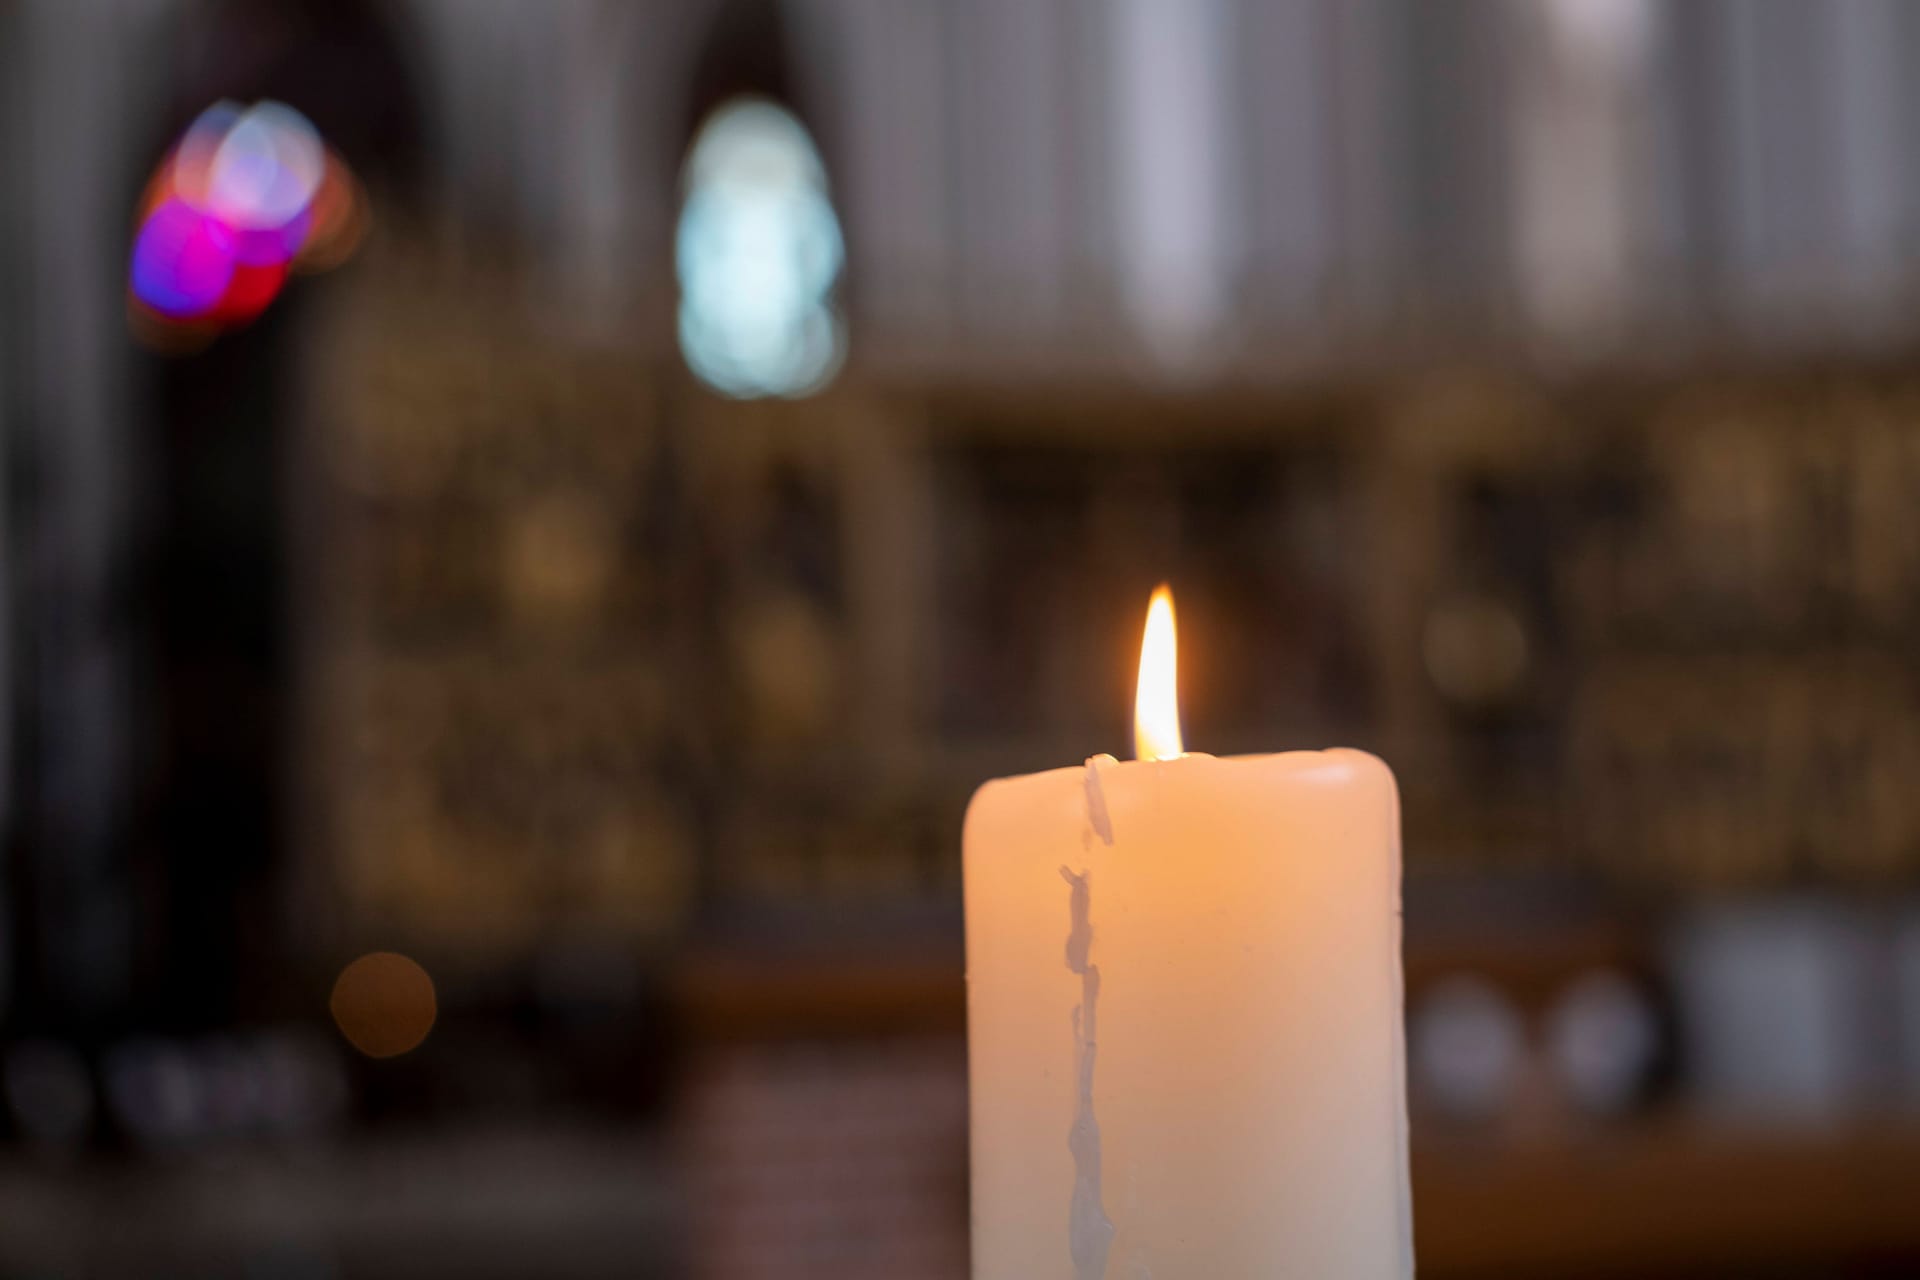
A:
[675,96,845,399]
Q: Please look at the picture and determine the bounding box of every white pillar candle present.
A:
[964,588,1412,1278]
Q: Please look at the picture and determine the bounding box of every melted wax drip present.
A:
[1062,865,1115,1279]
[1083,755,1115,846]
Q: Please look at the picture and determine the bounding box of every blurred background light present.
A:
[127,99,362,343]
[205,101,325,233]
[329,952,438,1060]
[1412,975,1527,1120]
[676,97,845,399]
[129,198,236,318]
[102,1039,204,1149]
[1546,969,1661,1115]
[1422,593,1532,709]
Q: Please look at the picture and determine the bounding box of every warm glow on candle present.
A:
[1134,584,1183,760]
[968,583,1411,1276]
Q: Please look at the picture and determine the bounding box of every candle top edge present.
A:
[961,748,1397,853]
[973,746,1390,793]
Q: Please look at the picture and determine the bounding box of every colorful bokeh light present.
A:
[130,198,236,318]
[128,100,366,344]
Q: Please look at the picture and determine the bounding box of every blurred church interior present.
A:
[8,1,1920,1276]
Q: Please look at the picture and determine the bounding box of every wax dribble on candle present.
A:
[1061,865,1115,1279]
[1083,756,1116,847]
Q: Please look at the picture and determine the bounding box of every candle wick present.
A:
[1061,865,1116,1280]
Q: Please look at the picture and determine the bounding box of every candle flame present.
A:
[1133,585,1183,760]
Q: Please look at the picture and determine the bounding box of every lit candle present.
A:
[964,586,1412,1278]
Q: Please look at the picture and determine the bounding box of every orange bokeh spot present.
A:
[330,952,437,1059]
